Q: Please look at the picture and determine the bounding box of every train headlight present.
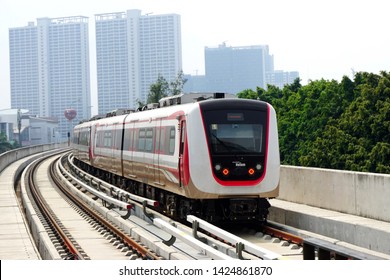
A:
[256,164,262,170]
[248,168,255,175]
[222,168,229,176]
[215,164,222,171]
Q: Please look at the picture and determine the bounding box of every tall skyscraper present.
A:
[9,16,91,140]
[204,43,274,93]
[183,43,299,93]
[95,10,182,114]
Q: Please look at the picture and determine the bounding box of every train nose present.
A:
[232,166,247,176]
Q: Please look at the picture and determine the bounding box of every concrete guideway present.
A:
[0,143,66,259]
[0,154,42,259]
[270,199,390,258]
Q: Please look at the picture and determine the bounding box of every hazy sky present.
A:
[1,0,389,114]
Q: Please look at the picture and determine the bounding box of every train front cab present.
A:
[186,98,280,222]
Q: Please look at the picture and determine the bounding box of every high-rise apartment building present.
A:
[9,16,91,140]
[183,43,299,93]
[95,10,182,114]
[204,43,274,93]
[266,70,300,89]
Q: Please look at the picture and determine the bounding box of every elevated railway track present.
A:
[1,145,389,260]
[18,151,388,260]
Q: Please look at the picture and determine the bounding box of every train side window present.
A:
[145,128,154,152]
[95,131,99,147]
[138,129,146,151]
[73,131,79,144]
[80,130,88,146]
[169,127,175,155]
[80,131,83,145]
[104,131,112,148]
[86,128,90,146]
[96,131,102,148]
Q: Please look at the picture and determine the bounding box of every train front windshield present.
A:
[200,99,269,182]
[209,123,263,154]
[203,110,266,156]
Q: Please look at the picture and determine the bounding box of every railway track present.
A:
[63,152,386,260]
[22,152,161,260]
[60,152,292,260]
[19,151,387,260]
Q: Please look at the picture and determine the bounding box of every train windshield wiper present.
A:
[210,133,250,153]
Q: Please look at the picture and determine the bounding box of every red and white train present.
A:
[72,93,280,223]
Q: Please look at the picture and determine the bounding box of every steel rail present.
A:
[55,154,161,260]
[187,215,281,260]
[26,154,87,260]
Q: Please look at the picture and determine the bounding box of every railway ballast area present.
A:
[1,147,389,262]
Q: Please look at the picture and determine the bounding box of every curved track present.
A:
[24,153,160,260]
[19,151,388,260]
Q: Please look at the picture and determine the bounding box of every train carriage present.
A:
[72,93,280,223]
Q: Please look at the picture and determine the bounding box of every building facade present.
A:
[9,17,91,140]
[265,70,300,89]
[95,10,182,114]
[183,43,299,93]
[204,43,274,93]
[0,109,59,146]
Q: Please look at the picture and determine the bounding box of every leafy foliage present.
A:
[238,71,390,174]
[147,71,187,104]
[0,133,15,154]
[147,74,170,104]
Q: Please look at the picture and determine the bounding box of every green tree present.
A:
[237,89,258,99]
[238,71,389,173]
[304,71,389,173]
[146,71,188,104]
[0,133,13,154]
[147,74,169,104]
[169,70,187,96]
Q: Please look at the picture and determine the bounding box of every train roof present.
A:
[74,92,245,128]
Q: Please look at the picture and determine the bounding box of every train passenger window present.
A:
[138,129,146,151]
[145,128,154,152]
[95,131,100,147]
[169,127,175,155]
[73,131,79,144]
[86,128,90,146]
[80,130,89,146]
[104,131,112,148]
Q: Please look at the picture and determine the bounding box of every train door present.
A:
[179,120,187,188]
[123,120,135,179]
[112,123,123,176]
[153,118,162,185]
[89,124,97,165]
[109,125,116,174]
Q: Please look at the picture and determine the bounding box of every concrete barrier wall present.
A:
[0,143,67,174]
[279,166,390,223]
